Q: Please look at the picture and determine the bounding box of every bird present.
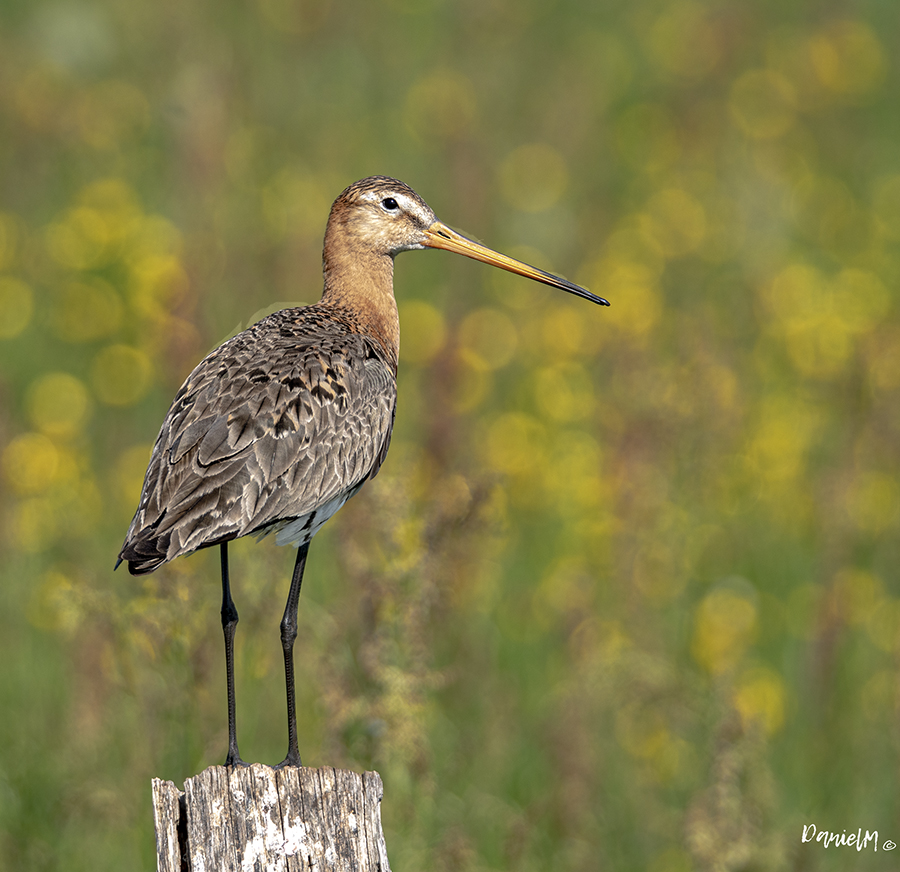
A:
[117,175,609,769]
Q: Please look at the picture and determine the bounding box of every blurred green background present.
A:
[1,0,899,869]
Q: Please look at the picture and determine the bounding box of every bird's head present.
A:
[325,175,610,307]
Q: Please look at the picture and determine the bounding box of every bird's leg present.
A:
[276,541,310,769]
[220,542,246,768]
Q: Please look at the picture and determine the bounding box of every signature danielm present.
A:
[802,824,896,852]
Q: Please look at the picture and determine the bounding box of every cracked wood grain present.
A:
[152,764,391,872]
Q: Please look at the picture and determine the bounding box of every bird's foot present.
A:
[224,752,250,769]
[275,748,303,769]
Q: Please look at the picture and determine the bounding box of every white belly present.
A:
[256,485,363,548]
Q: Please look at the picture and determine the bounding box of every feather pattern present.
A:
[119,304,396,573]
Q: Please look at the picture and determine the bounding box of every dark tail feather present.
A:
[117,533,170,575]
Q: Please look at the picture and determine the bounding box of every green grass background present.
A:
[1,0,898,869]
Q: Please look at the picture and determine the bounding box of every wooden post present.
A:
[151,764,392,871]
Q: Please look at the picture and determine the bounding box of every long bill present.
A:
[423,221,610,307]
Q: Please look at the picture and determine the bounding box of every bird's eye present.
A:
[381,197,399,211]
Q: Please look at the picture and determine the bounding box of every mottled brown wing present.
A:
[119,308,396,573]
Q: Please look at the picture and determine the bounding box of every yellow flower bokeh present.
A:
[692,586,758,674]
[1,4,897,867]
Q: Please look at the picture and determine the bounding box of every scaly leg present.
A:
[276,542,310,769]
[220,542,246,767]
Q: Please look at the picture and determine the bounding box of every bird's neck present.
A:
[321,245,400,373]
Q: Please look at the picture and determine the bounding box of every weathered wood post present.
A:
[152,764,392,871]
